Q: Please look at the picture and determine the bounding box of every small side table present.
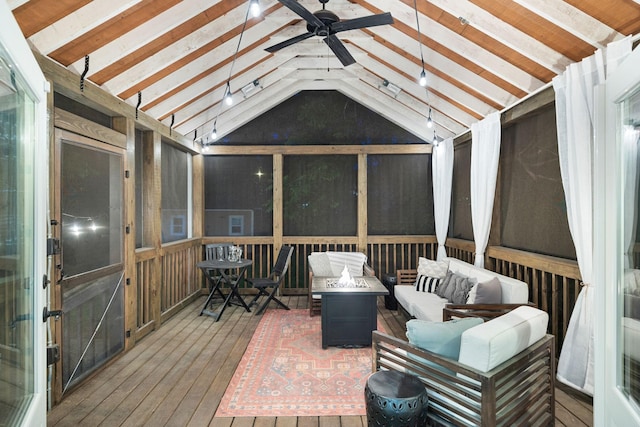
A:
[365,370,428,427]
[382,274,398,310]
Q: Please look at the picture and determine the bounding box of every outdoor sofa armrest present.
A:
[443,303,535,321]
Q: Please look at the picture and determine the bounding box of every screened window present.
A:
[500,106,575,259]
[161,142,190,243]
[368,154,434,235]
[449,142,473,240]
[283,155,357,236]
[204,156,272,236]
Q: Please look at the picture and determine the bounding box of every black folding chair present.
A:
[204,243,233,306]
[247,245,294,315]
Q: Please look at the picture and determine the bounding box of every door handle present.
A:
[43,307,63,322]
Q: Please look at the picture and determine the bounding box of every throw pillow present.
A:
[435,271,455,299]
[406,317,484,360]
[474,277,503,304]
[417,257,449,279]
[439,272,465,302]
[451,276,476,304]
[415,275,440,293]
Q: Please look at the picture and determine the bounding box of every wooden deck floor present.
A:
[47,296,593,426]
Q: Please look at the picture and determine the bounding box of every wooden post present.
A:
[112,117,136,349]
[143,131,163,329]
[273,154,283,259]
[358,154,368,254]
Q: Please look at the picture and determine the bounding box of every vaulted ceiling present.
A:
[10,0,640,143]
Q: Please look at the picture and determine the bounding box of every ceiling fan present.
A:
[265,0,394,66]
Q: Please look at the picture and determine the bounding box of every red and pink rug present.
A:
[216,309,378,417]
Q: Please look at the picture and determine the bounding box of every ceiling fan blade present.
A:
[265,31,315,52]
[278,0,324,28]
[324,35,356,66]
[331,12,394,33]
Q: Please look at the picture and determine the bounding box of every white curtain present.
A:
[470,112,501,268]
[432,138,454,261]
[554,36,631,396]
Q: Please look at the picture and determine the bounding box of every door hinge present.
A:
[125,170,130,178]
[47,344,60,366]
[125,225,130,234]
[47,238,60,256]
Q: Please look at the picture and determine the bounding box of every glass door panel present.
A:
[0,34,45,426]
[620,85,640,409]
[58,136,125,393]
[598,44,640,425]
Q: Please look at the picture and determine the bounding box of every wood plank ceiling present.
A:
[10,0,640,143]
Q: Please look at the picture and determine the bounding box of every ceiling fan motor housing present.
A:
[308,9,340,36]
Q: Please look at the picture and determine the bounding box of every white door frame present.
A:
[0,2,49,426]
[594,44,640,426]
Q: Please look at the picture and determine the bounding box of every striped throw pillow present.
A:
[415,275,440,293]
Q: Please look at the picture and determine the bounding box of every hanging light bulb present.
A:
[432,129,438,146]
[419,69,427,87]
[426,107,433,128]
[249,0,261,17]
[224,84,233,106]
[212,126,217,140]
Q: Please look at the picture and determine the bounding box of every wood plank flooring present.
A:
[47,296,593,426]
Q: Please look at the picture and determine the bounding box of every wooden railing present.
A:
[134,238,203,339]
[135,248,157,338]
[367,236,439,278]
[200,236,581,355]
[203,236,438,294]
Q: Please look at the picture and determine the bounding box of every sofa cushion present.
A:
[412,294,449,322]
[326,251,366,276]
[417,257,449,279]
[308,253,334,276]
[415,275,440,293]
[407,317,484,360]
[458,305,548,372]
[394,285,448,322]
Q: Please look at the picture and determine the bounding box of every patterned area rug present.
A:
[216,309,378,417]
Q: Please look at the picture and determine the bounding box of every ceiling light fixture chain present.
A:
[414,0,427,87]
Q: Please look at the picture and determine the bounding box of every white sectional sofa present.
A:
[394,257,529,322]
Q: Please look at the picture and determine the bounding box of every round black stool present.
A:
[365,370,428,426]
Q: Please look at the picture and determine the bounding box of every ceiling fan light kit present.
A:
[265,0,394,67]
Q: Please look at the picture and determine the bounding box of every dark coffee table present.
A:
[312,276,388,348]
